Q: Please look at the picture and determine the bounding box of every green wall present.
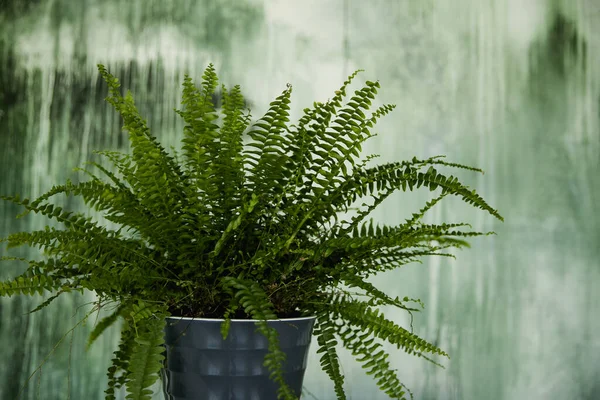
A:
[0,0,598,398]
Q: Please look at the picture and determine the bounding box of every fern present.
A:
[26,289,70,314]
[87,302,129,350]
[314,314,347,400]
[125,309,166,400]
[0,64,503,399]
[0,274,62,297]
[339,325,409,399]
[105,321,136,400]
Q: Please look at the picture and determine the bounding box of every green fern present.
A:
[125,310,166,400]
[87,302,129,350]
[0,273,62,297]
[0,64,503,399]
[105,321,136,400]
[26,289,70,314]
[314,314,346,400]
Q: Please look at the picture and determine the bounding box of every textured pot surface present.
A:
[162,316,316,400]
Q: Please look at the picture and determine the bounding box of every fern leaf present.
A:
[125,314,166,400]
[332,296,448,359]
[216,83,249,219]
[97,65,187,230]
[176,65,222,214]
[87,302,129,350]
[0,275,61,297]
[313,315,347,399]
[1,194,106,235]
[340,273,420,312]
[26,289,69,314]
[244,83,294,198]
[339,324,409,399]
[105,322,135,400]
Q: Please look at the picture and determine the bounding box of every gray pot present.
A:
[162,316,316,400]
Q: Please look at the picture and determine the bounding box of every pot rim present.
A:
[165,315,316,323]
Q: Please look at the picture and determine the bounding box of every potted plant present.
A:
[0,63,502,400]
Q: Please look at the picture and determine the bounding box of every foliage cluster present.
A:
[0,64,502,399]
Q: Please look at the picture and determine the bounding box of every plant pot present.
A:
[162,316,316,400]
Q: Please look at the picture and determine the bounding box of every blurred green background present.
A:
[0,0,598,399]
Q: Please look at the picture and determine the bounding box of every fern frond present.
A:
[338,324,410,399]
[2,194,102,233]
[128,301,161,326]
[340,273,421,312]
[26,288,70,314]
[313,314,346,399]
[175,65,223,228]
[0,274,62,297]
[5,227,159,283]
[324,292,447,399]
[20,258,79,279]
[244,83,294,197]
[97,65,187,228]
[404,192,449,228]
[331,296,448,359]
[105,321,135,400]
[330,69,365,107]
[88,302,129,350]
[339,185,397,235]
[283,68,363,188]
[427,157,486,173]
[286,83,386,219]
[125,310,167,400]
[85,158,129,188]
[325,161,503,233]
[95,151,138,190]
[217,83,250,217]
